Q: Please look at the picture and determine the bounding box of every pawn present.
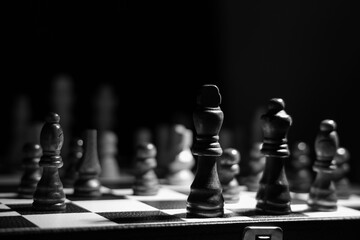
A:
[217,148,241,203]
[287,141,313,193]
[99,131,121,181]
[307,119,339,211]
[166,124,195,186]
[333,147,351,199]
[74,129,102,198]
[18,143,42,198]
[242,142,266,192]
[32,112,66,211]
[62,138,84,188]
[132,142,160,196]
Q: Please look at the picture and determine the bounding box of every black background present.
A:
[1,1,359,182]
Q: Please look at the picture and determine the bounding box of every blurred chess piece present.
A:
[92,83,118,132]
[333,147,351,199]
[154,123,170,178]
[287,141,313,193]
[166,124,195,186]
[74,129,102,198]
[243,142,266,192]
[217,148,241,203]
[18,143,42,199]
[99,130,121,182]
[62,138,84,188]
[132,142,160,196]
[307,119,339,211]
[6,94,31,173]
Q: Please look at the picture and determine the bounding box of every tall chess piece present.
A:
[186,84,224,218]
[74,129,102,198]
[217,148,241,203]
[132,142,160,196]
[333,147,351,199]
[32,112,66,211]
[307,119,339,211]
[255,98,292,215]
[18,143,42,198]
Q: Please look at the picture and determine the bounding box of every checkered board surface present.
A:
[1,184,360,233]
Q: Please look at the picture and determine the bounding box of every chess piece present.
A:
[287,141,313,193]
[132,142,160,195]
[307,119,339,211]
[99,130,121,181]
[166,124,195,186]
[18,143,42,198]
[74,129,102,198]
[186,84,224,218]
[255,98,292,215]
[62,138,84,188]
[32,112,66,211]
[243,142,266,192]
[217,148,241,203]
[333,147,351,199]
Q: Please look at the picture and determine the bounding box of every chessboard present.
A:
[1,177,360,240]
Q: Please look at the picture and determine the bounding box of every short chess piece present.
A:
[287,141,313,193]
[18,143,42,199]
[62,138,84,188]
[32,112,66,211]
[333,147,351,199]
[132,142,160,196]
[243,142,266,192]
[99,130,121,181]
[186,84,224,218]
[307,119,339,211]
[74,129,102,198]
[255,98,292,215]
[166,124,195,186]
[217,148,241,203]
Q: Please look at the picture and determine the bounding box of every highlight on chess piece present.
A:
[307,119,339,211]
[32,112,66,211]
[255,98,292,215]
[186,84,224,218]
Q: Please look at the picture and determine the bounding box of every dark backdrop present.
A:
[2,1,359,182]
